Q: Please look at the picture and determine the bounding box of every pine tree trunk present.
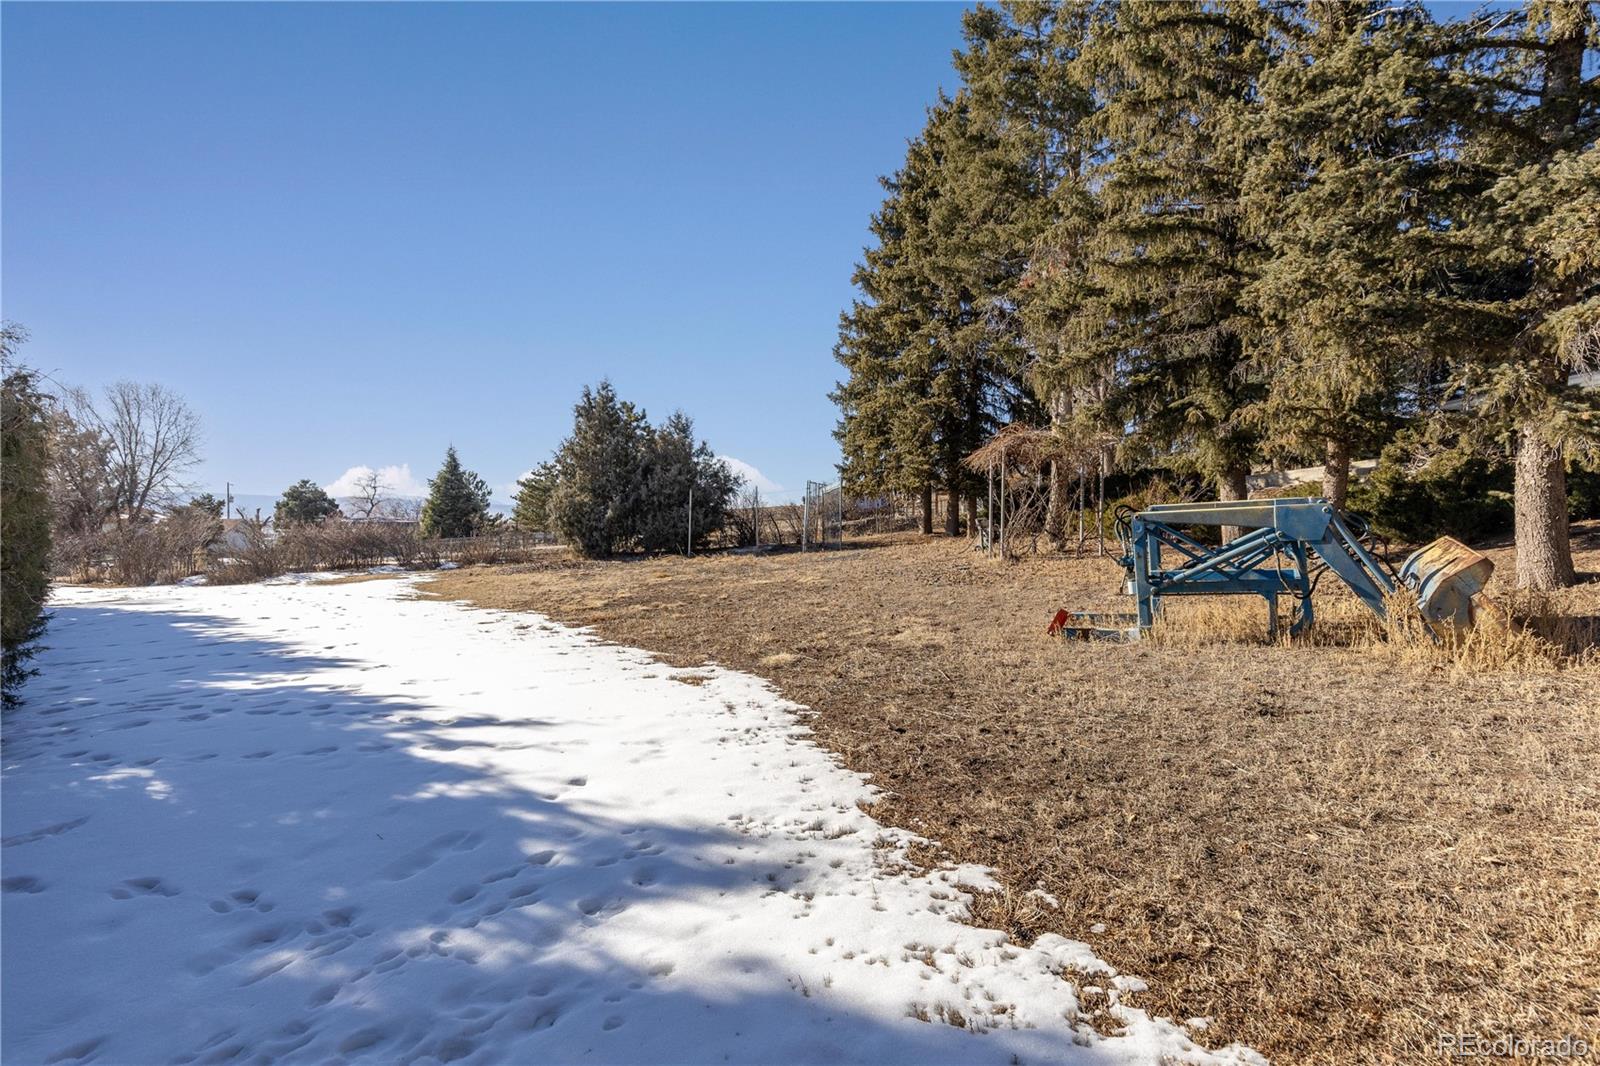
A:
[1505,22,1583,591]
[1044,460,1065,547]
[1322,436,1351,511]
[1075,467,1087,555]
[945,486,960,537]
[920,484,933,536]
[1044,389,1070,550]
[1513,425,1576,589]
[1218,466,1249,544]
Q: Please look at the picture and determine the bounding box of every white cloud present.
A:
[717,455,783,496]
[499,470,535,502]
[324,463,427,499]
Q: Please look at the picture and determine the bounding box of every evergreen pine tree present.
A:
[838,0,1594,562]
[635,412,740,553]
[275,479,341,526]
[917,94,1044,534]
[1077,1,1273,522]
[832,145,941,534]
[1242,1,1439,508]
[835,87,1044,536]
[1423,2,1598,588]
[1,325,53,706]
[967,1,1111,536]
[185,492,225,519]
[545,382,649,556]
[511,461,558,533]
[418,446,492,539]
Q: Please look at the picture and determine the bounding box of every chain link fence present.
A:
[801,480,844,550]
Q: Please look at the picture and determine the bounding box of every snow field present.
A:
[2,580,1262,1065]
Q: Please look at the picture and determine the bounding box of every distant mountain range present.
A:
[211,493,514,521]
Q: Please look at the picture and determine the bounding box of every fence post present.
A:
[999,445,1007,558]
[687,485,693,557]
[802,485,810,552]
[835,483,843,548]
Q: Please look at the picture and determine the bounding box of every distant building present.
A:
[214,518,269,552]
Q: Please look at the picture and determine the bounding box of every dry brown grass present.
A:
[316,571,413,586]
[1154,579,1599,675]
[419,524,1600,1064]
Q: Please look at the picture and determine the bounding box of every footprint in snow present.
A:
[337,1028,387,1054]
[43,1036,104,1063]
[108,877,180,899]
[211,889,274,914]
[307,982,341,1008]
[381,830,484,881]
[234,921,291,950]
[576,895,628,919]
[321,905,358,927]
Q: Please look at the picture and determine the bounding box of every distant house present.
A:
[1247,459,1379,493]
[1251,370,1600,490]
[213,518,270,553]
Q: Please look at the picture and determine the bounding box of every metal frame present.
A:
[1107,498,1395,641]
[801,480,844,551]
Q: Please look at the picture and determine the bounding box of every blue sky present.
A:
[3,2,967,502]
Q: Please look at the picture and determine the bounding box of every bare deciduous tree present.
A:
[49,386,116,535]
[85,381,203,524]
[348,468,389,521]
[383,497,422,522]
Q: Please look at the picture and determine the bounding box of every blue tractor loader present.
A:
[1046,497,1496,642]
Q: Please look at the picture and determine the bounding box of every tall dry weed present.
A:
[1148,586,1593,673]
[1369,587,1596,673]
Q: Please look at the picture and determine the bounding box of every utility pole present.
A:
[686,485,693,557]
[226,482,233,520]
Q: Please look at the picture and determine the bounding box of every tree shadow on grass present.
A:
[2,598,1115,1066]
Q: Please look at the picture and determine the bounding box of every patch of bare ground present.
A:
[316,571,414,585]
[421,523,1600,1064]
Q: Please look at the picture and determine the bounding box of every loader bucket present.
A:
[1399,536,1496,635]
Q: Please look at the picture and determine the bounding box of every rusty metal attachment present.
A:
[1398,535,1497,637]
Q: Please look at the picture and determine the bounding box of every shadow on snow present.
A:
[1,598,1104,1066]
